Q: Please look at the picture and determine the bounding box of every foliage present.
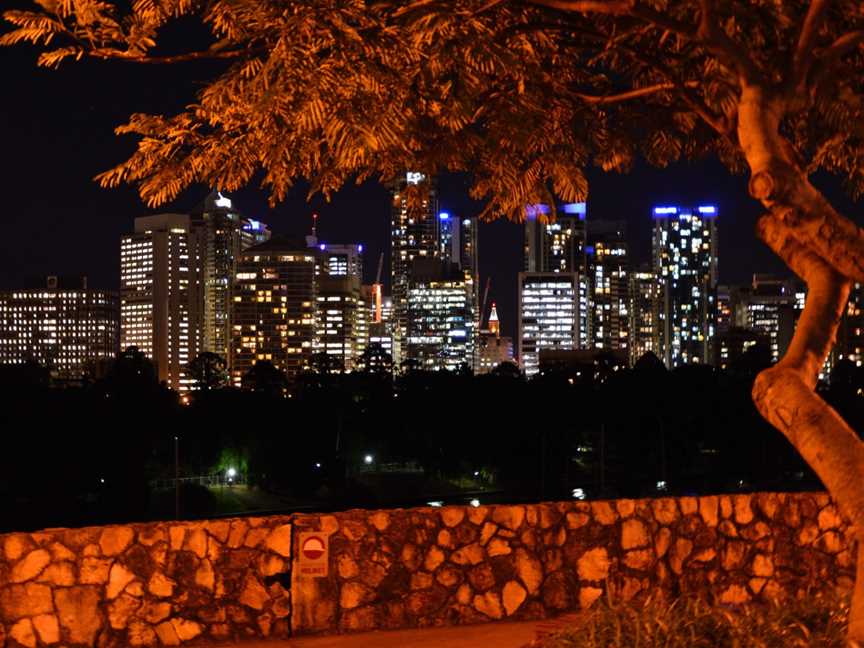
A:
[186,352,228,391]
[242,360,287,396]
[355,342,394,375]
[543,592,849,648]
[6,1,864,212]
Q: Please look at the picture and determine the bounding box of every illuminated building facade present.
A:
[524,202,587,274]
[405,260,475,371]
[189,191,270,359]
[476,305,513,374]
[740,276,798,363]
[518,272,585,377]
[121,213,193,391]
[229,237,317,386]
[364,290,396,361]
[0,276,118,380]
[714,327,771,370]
[652,205,719,367]
[312,243,365,371]
[628,266,658,365]
[439,212,479,276]
[587,221,629,352]
[836,282,864,368]
[321,243,364,279]
[391,172,438,352]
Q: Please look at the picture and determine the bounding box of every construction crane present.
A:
[479,277,492,329]
[373,252,385,323]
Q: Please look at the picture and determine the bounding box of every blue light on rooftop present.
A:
[439,212,450,220]
[653,206,678,215]
[698,205,717,215]
[319,243,326,251]
[563,202,586,216]
[358,244,364,252]
[526,204,551,219]
[244,218,263,231]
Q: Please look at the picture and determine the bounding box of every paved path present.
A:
[223,620,541,648]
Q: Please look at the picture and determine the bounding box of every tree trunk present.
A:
[738,83,864,644]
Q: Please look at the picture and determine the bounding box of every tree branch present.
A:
[574,80,698,104]
[88,47,253,64]
[527,0,634,14]
[696,0,761,84]
[791,0,831,89]
[527,0,695,39]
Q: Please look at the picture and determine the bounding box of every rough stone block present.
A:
[0,583,54,621]
[473,591,503,619]
[55,586,103,646]
[502,580,527,616]
[492,506,525,531]
[621,518,650,550]
[99,527,134,557]
[11,549,51,583]
[9,618,36,648]
[577,547,610,581]
[32,614,60,645]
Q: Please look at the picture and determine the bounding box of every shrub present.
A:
[543,592,848,648]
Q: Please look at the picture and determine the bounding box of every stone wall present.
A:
[0,516,293,648]
[0,492,856,646]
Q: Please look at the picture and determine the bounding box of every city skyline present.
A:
[2,38,841,344]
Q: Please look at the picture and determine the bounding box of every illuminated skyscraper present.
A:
[521,202,589,354]
[836,282,864,368]
[121,213,193,391]
[628,266,658,365]
[439,212,479,276]
[391,172,438,353]
[587,220,630,352]
[652,205,719,367]
[229,237,317,386]
[0,276,118,380]
[189,191,270,359]
[314,243,364,372]
[405,260,475,371]
[740,275,798,363]
[524,203,587,274]
[518,272,586,377]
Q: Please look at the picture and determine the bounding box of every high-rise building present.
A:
[740,275,799,363]
[121,213,194,391]
[367,293,396,361]
[652,205,719,367]
[229,237,318,386]
[0,276,118,381]
[587,220,630,352]
[439,212,479,276]
[189,191,270,359]
[312,243,365,372]
[628,265,658,365]
[836,282,864,368]
[391,172,439,352]
[405,259,475,371]
[320,243,364,279]
[524,203,587,274]
[518,272,586,377]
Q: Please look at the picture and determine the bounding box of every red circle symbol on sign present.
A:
[302,535,326,560]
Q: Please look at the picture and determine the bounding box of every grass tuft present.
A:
[542,591,849,647]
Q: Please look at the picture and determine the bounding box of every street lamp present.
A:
[364,454,374,465]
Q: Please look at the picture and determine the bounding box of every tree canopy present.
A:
[5,0,864,218]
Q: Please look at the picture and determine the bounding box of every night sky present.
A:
[2,14,862,339]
